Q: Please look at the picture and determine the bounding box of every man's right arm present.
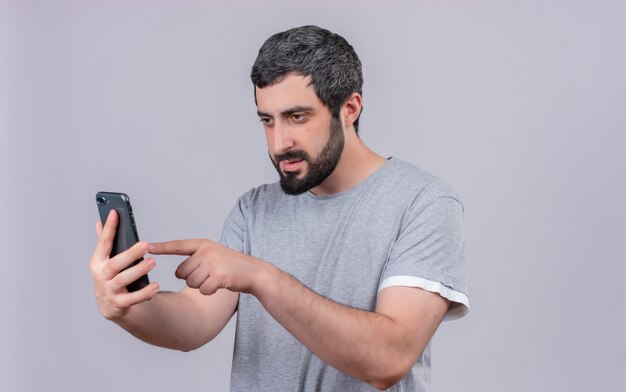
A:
[89,210,238,352]
[114,288,238,352]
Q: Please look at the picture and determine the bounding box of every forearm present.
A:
[115,289,234,352]
[252,263,419,388]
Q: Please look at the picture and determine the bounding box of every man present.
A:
[89,25,469,391]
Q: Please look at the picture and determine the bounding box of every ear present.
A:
[341,93,363,130]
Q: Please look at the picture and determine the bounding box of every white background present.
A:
[1,1,625,391]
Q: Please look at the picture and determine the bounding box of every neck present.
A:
[310,130,386,196]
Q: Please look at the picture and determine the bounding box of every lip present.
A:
[281,159,304,172]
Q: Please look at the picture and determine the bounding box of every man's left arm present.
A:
[252,260,450,390]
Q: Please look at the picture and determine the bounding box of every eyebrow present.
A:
[257,105,315,118]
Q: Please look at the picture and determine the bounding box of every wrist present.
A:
[112,304,138,327]
[111,294,153,329]
[249,258,279,299]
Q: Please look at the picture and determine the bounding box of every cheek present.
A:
[310,126,332,154]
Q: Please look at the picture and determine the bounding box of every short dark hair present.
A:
[251,25,363,133]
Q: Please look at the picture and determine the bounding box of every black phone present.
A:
[95,191,150,292]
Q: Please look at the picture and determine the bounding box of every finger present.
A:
[184,264,211,289]
[90,212,116,271]
[109,257,156,291]
[149,239,209,256]
[95,210,118,260]
[115,282,160,308]
[175,255,201,280]
[102,241,150,280]
[90,220,105,270]
[199,278,219,296]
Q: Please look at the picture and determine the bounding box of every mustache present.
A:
[274,150,311,163]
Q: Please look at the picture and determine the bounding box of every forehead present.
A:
[255,73,324,114]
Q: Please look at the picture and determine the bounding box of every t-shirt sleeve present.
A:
[219,194,249,253]
[379,183,469,321]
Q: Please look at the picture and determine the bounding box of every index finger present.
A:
[149,239,209,256]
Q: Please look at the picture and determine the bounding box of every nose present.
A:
[271,122,295,155]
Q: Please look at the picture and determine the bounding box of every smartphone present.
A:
[95,191,150,292]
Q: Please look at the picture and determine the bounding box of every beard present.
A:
[270,116,345,195]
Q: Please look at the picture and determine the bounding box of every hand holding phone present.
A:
[89,192,159,322]
[95,192,150,292]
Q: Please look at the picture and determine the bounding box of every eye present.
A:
[259,117,273,126]
[291,113,306,122]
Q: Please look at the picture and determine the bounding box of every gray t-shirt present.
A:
[220,158,469,392]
